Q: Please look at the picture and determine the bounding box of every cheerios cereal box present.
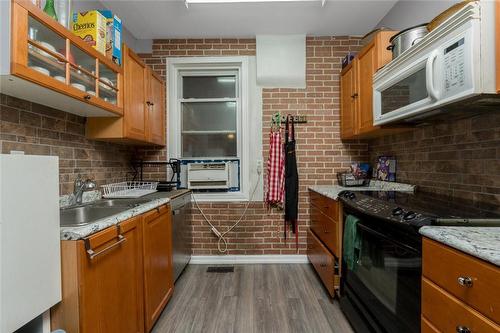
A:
[72,11,106,55]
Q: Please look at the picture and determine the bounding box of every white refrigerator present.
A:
[0,154,61,333]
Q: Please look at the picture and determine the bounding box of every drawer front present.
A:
[143,204,170,223]
[307,229,335,297]
[421,317,439,333]
[423,238,500,323]
[310,206,339,256]
[422,278,500,333]
[309,190,338,220]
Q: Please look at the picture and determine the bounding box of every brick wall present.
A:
[368,113,500,214]
[0,93,135,194]
[138,37,369,255]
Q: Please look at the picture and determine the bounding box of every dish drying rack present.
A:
[101,181,159,198]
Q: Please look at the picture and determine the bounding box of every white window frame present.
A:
[179,69,240,159]
[167,56,262,202]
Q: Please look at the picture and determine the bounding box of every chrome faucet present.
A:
[72,174,97,205]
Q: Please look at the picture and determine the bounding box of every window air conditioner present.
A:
[187,162,230,190]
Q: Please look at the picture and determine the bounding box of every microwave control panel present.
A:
[443,37,466,94]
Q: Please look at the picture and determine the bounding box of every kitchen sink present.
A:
[93,198,152,207]
[60,198,154,227]
[60,206,128,227]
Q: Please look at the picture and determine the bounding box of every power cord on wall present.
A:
[191,165,263,253]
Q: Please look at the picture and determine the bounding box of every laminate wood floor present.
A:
[152,264,353,333]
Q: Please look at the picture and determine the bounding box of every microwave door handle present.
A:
[426,51,440,101]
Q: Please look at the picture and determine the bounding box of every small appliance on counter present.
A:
[131,158,181,192]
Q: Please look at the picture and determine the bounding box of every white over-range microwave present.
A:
[373,1,499,126]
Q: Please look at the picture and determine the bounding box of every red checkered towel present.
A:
[265,129,284,207]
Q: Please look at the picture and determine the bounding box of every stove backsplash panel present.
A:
[368,112,500,214]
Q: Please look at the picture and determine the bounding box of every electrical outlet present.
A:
[256,160,263,174]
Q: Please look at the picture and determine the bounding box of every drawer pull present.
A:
[456,326,471,333]
[457,276,473,287]
[320,263,327,268]
[84,225,126,260]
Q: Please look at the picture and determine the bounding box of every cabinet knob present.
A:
[83,95,91,100]
[457,276,473,287]
[146,101,152,106]
[456,326,471,333]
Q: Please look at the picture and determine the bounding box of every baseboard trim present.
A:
[190,254,309,265]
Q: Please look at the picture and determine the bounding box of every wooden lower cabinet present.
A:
[307,230,337,297]
[421,238,500,332]
[142,205,174,332]
[307,190,342,297]
[422,278,499,333]
[52,204,174,333]
[51,216,144,333]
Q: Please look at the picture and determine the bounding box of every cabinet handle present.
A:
[323,227,330,234]
[146,101,152,106]
[351,93,358,99]
[83,94,91,100]
[456,326,471,333]
[457,276,473,287]
[84,226,126,260]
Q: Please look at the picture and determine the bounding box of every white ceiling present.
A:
[102,0,399,39]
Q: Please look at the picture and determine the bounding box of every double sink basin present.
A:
[60,198,152,227]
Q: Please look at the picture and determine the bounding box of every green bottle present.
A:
[43,0,58,21]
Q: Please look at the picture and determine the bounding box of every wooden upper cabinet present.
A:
[142,205,174,332]
[51,216,144,333]
[340,31,404,140]
[4,0,123,117]
[124,46,148,141]
[340,61,356,139]
[356,43,377,134]
[86,45,166,146]
[147,69,166,145]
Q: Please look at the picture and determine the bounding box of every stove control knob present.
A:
[348,193,356,200]
[342,191,351,198]
[392,207,404,216]
[403,211,417,220]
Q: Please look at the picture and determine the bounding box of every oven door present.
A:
[341,220,422,333]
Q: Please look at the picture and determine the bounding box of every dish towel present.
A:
[343,214,362,271]
[265,128,284,207]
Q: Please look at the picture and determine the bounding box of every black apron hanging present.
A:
[284,115,299,250]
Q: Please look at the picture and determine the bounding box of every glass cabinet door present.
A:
[12,1,123,115]
[98,62,119,105]
[69,45,97,96]
[27,15,66,80]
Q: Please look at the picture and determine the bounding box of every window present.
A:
[168,57,263,202]
[180,73,239,158]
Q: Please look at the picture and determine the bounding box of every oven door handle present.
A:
[356,223,420,254]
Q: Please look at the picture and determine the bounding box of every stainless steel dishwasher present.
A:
[171,191,192,282]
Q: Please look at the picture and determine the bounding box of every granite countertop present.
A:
[420,226,500,266]
[60,190,191,241]
[308,180,416,200]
